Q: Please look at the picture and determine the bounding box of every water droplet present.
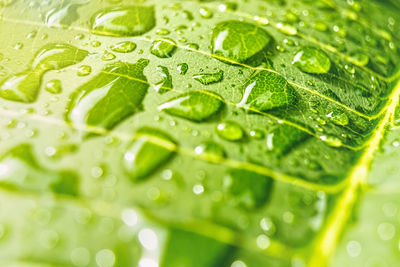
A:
[0,43,88,102]
[45,0,88,28]
[13,42,24,50]
[212,20,274,65]
[158,90,223,122]
[192,70,223,85]
[194,141,226,161]
[44,79,62,94]
[150,38,177,58]
[184,43,199,50]
[91,5,155,37]
[77,65,92,76]
[216,121,244,141]
[276,22,297,35]
[218,2,238,12]
[123,127,176,182]
[238,70,296,112]
[249,129,264,139]
[199,7,213,19]
[67,59,149,133]
[292,47,331,74]
[177,63,188,75]
[156,28,170,35]
[110,41,136,53]
[101,51,116,61]
[326,110,349,126]
[320,135,342,147]
[91,40,101,47]
[153,65,172,94]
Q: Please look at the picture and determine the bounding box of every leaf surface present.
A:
[0,0,399,266]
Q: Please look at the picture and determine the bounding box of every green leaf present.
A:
[0,0,400,266]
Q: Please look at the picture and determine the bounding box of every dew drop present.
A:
[91,5,156,37]
[216,121,244,141]
[45,79,62,94]
[292,47,331,74]
[150,38,177,58]
[110,41,136,53]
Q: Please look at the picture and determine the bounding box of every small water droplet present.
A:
[110,41,136,53]
[216,121,244,141]
[77,65,92,76]
[177,63,188,75]
[192,70,223,85]
[45,79,62,94]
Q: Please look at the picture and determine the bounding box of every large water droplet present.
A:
[292,47,331,74]
[0,43,88,102]
[216,121,244,141]
[150,38,177,58]
[211,20,274,65]
[158,90,223,122]
[67,59,149,134]
[238,70,296,112]
[45,0,89,28]
[123,127,176,182]
[91,5,156,36]
[153,65,172,94]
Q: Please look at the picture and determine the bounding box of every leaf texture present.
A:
[0,0,399,266]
